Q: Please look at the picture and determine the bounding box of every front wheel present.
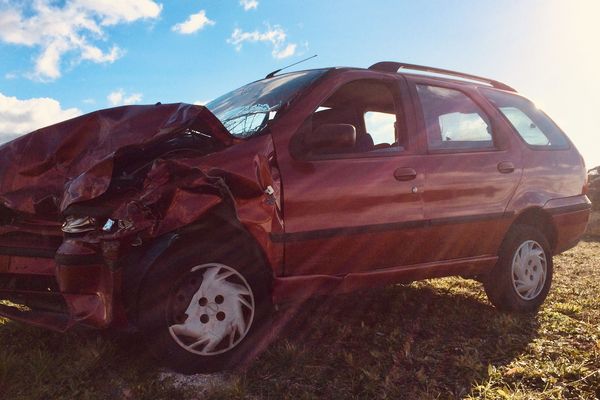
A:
[136,242,272,373]
[484,224,553,313]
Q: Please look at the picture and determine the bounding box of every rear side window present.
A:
[416,85,493,151]
[481,88,569,149]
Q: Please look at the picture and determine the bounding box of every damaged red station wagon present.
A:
[0,62,591,372]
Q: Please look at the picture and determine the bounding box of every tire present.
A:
[136,238,272,373]
[483,224,553,313]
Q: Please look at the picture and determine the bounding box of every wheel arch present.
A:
[508,207,558,252]
[119,204,273,326]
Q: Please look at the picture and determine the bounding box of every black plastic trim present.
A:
[546,203,592,215]
[54,253,104,266]
[271,211,512,243]
[0,246,55,258]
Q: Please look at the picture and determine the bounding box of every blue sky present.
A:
[1,0,599,167]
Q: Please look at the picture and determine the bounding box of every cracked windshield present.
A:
[206,69,326,138]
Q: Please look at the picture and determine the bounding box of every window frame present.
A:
[293,76,415,161]
[409,79,501,155]
[478,87,572,152]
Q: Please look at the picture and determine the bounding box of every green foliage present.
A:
[1,239,599,399]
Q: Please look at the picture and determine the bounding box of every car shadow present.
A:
[245,280,540,399]
[0,309,162,399]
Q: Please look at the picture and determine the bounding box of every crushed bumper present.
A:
[0,253,120,331]
[0,293,102,332]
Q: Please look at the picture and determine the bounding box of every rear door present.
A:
[408,78,523,261]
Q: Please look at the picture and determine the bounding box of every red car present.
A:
[0,62,591,372]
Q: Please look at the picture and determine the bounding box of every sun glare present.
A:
[532,1,600,168]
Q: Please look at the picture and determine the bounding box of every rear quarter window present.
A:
[481,88,570,149]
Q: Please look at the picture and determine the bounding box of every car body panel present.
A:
[505,146,588,212]
[275,153,427,275]
[272,254,497,303]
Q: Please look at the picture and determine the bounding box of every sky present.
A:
[0,0,599,168]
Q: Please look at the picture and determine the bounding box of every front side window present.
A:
[296,79,406,158]
[364,111,396,146]
[416,84,493,151]
[206,69,327,138]
[481,88,569,149]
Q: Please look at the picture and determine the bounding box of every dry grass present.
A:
[1,238,599,399]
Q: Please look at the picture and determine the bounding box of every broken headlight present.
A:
[61,216,97,234]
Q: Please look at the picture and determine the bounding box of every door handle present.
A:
[497,161,515,174]
[394,167,417,181]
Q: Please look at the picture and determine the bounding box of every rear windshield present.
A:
[206,69,327,138]
[481,88,569,149]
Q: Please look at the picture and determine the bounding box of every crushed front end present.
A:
[0,103,239,331]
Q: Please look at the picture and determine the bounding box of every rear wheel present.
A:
[484,224,553,313]
[136,241,272,373]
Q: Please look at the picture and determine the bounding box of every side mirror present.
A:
[304,123,356,150]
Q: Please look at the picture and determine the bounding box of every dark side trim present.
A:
[0,246,56,259]
[271,211,512,243]
[54,253,103,266]
[545,203,592,215]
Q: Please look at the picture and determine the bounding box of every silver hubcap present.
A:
[169,263,255,356]
[511,240,547,300]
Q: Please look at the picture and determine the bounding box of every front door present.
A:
[276,77,428,276]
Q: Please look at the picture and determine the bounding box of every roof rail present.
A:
[368,61,516,92]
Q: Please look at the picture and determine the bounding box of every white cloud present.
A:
[72,0,162,25]
[227,25,297,59]
[172,9,215,34]
[107,89,142,106]
[194,100,208,106]
[273,43,296,59]
[0,92,81,144]
[0,0,162,80]
[240,0,258,11]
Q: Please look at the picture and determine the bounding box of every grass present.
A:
[1,238,599,399]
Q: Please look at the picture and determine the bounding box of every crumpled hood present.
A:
[0,103,232,216]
